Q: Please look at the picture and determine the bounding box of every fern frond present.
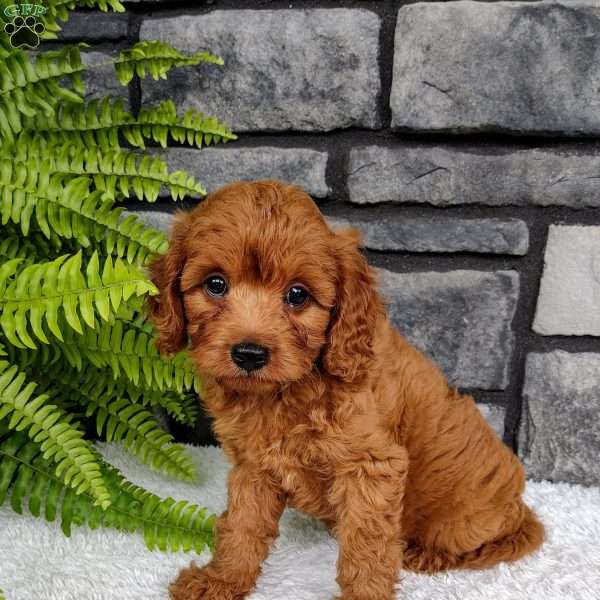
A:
[5,335,199,427]
[6,141,205,201]
[0,251,157,348]
[0,228,64,264]
[3,337,201,427]
[0,46,84,143]
[19,97,236,151]
[98,370,200,426]
[115,40,222,85]
[78,148,206,202]
[150,391,200,427]
[0,34,16,58]
[3,312,200,394]
[0,430,214,550]
[38,364,196,480]
[0,361,110,507]
[93,401,195,480]
[17,97,129,150]
[0,40,219,145]
[0,164,169,261]
[2,337,63,372]
[0,238,34,264]
[137,100,237,149]
[56,320,201,394]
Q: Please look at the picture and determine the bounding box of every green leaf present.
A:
[0,430,214,552]
[114,41,222,86]
[0,46,85,144]
[13,97,236,154]
[40,363,196,480]
[0,361,110,508]
[5,142,206,202]
[0,252,157,347]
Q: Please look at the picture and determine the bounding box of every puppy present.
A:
[149,180,544,600]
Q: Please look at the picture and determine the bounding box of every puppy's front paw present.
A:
[169,564,246,600]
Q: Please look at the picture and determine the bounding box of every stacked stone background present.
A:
[62,1,600,486]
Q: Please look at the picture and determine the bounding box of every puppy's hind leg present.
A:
[455,504,544,570]
[404,503,544,574]
[402,540,458,574]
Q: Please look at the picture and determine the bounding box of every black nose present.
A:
[230,343,270,372]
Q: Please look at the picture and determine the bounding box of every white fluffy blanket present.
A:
[1,444,599,600]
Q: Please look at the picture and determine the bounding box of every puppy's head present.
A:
[148,180,381,392]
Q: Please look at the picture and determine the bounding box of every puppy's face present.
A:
[149,181,380,392]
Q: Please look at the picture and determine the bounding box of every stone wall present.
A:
[64,1,600,486]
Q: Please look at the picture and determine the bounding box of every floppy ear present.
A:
[322,228,382,384]
[147,213,190,355]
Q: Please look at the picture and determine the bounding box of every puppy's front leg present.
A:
[330,446,408,600]
[170,462,285,600]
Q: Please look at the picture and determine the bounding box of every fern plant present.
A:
[0,0,236,552]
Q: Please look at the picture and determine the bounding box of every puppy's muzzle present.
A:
[231,342,270,372]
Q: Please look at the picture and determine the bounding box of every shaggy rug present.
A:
[1,443,599,600]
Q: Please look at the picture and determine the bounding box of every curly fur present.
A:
[148,181,544,600]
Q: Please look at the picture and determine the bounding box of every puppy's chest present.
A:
[265,432,329,473]
[247,428,335,517]
[232,405,333,479]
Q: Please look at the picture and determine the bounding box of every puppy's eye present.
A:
[204,274,228,297]
[285,285,310,308]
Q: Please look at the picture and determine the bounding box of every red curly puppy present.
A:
[149,180,544,600]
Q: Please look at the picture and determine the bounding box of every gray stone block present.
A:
[328,215,529,255]
[348,144,600,207]
[391,2,600,135]
[57,12,128,41]
[377,269,519,390]
[152,147,330,198]
[520,351,600,486]
[82,50,129,106]
[141,209,527,256]
[533,226,600,335]
[476,404,506,439]
[140,9,381,132]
